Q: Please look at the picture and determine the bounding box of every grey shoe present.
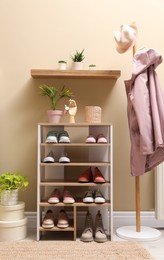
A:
[43,151,55,163]
[45,131,58,143]
[95,210,107,243]
[83,190,94,203]
[80,211,93,242]
[94,190,105,204]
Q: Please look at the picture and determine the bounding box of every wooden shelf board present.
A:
[40,181,110,186]
[39,201,111,207]
[41,143,110,147]
[39,226,74,232]
[31,69,121,79]
[38,123,112,126]
[40,162,110,166]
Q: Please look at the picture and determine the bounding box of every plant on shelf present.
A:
[71,49,85,70]
[39,84,74,123]
[0,172,29,206]
[89,64,96,70]
[58,60,67,70]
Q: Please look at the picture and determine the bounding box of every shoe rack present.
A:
[37,123,113,241]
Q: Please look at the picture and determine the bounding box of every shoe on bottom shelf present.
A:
[94,210,107,243]
[94,190,106,204]
[59,153,70,163]
[43,151,55,163]
[63,189,75,204]
[48,188,60,204]
[80,211,93,242]
[83,190,94,203]
[42,209,55,229]
[57,209,69,228]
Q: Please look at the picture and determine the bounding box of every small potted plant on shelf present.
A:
[39,84,74,123]
[71,49,85,70]
[58,60,67,70]
[0,172,29,206]
[89,64,96,70]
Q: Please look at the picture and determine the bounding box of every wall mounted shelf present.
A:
[31,69,121,79]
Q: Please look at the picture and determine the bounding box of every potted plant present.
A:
[71,49,85,70]
[58,60,67,70]
[89,64,96,70]
[39,84,74,123]
[0,172,29,206]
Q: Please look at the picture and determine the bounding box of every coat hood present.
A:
[132,48,162,80]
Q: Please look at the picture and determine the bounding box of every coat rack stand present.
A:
[116,35,161,241]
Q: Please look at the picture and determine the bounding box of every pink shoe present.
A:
[85,135,96,143]
[63,189,75,204]
[94,167,106,183]
[78,167,93,182]
[96,134,107,143]
[48,188,60,204]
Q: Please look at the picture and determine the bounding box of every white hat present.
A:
[114,24,137,53]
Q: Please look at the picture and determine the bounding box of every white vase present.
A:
[0,190,18,206]
[47,110,63,123]
[72,62,84,70]
[58,62,67,70]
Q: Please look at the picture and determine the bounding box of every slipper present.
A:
[85,135,96,143]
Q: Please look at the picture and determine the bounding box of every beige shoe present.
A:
[80,211,93,242]
[42,209,55,229]
[94,210,107,243]
[57,209,69,228]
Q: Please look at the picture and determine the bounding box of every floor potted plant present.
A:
[39,84,74,123]
[71,49,85,70]
[0,172,29,206]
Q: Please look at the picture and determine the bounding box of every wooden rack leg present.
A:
[135,176,140,232]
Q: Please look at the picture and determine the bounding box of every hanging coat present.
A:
[125,48,164,176]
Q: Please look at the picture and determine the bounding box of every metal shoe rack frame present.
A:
[37,123,113,241]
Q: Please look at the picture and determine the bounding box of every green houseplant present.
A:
[71,49,85,70]
[0,172,29,206]
[39,84,74,123]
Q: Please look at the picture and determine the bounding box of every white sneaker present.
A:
[59,153,70,163]
[43,151,55,163]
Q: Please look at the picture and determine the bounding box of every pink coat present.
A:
[125,48,164,176]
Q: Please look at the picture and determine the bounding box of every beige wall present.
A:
[0,0,163,211]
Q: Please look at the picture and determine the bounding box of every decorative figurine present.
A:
[64,99,77,123]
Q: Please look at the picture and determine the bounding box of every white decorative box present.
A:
[0,201,25,221]
[0,217,27,241]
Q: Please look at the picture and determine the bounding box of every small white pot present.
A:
[0,190,18,206]
[58,62,67,70]
[72,62,84,70]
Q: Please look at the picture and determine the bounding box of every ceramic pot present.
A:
[0,190,18,206]
[72,62,84,70]
[47,110,63,123]
[58,62,67,70]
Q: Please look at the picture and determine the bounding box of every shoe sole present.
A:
[80,237,94,242]
[95,198,105,203]
[43,157,55,163]
[63,200,75,204]
[59,157,70,163]
[42,224,54,229]
[83,198,94,203]
[94,237,107,243]
[57,224,69,228]
[48,199,59,204]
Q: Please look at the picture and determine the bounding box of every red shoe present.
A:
[78,167,93,182]
[94,167,106,183]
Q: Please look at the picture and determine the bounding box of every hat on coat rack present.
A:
[114,23,137,53]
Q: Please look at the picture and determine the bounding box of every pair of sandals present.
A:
[45,130,70,143]
[85,133,107,144]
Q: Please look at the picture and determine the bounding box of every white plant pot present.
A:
[72,62,84,70]
[58,62,67,70]
[0,201,25,221]
[0,190,18,206]
[47,110,63,123]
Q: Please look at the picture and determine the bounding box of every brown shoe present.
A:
[80,211,93,242]
[78,167,93,182]
[57,209,69,228]
[42,209,55,229]
[94,167,106,183]
[95,210,107,243]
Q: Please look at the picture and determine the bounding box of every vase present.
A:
[47,110,63,123]
[0,190,18,206]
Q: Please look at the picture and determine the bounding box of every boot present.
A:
[80,211,93,242]
[95,210,107,242]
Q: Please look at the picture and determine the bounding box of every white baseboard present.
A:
[25,211,164,230]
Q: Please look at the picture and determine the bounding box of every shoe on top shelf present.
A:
[58,130,70,143]
[94,190,106,204]
[45,131,58,143]
[57,209,69,228]
[85,135,96,143]
[42,209,55,229]
[94,210,107,243]
[43,151,55,163]
[48,188,60,204]
[78,167,93,183]
[94,167,106,183]
[83,190,94,203]
[63,189,75,204]
[96,133,107,143]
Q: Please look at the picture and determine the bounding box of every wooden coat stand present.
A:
[116,26,161,241]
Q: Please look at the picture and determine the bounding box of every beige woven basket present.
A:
[85,106,102,123]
